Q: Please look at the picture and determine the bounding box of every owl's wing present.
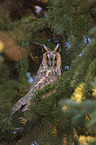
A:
[10,66,44,116]
[10,67,61,116]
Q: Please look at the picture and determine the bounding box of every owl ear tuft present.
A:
[54,43,61,52]
[42,44,49,52]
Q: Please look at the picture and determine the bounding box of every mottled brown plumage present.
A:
[10,44,61,116]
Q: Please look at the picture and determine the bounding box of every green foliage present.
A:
[60,27,96,144]
[0,16,17,31]
[71,40,96,88]
[0,60,30,143]
[0,63,17,142]
[48,0,92,37]
[0,0,96,144]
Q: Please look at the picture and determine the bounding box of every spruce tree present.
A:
[0,0,96,144]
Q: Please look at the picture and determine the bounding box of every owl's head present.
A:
[42,44,61,68]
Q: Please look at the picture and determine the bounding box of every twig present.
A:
[20,58,26,87]
[32,41,42,46]
[23,21,31,31]
[34,127,43,136]
[30,52,34,61]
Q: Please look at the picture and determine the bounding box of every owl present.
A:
[10,44,61,116]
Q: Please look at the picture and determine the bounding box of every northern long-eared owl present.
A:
[10,44,61,115]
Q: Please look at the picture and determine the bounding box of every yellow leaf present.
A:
[0,40,4,53]
[19,117,27,124]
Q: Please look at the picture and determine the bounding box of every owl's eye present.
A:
[47,54,50,61]
[53,53,56,60]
